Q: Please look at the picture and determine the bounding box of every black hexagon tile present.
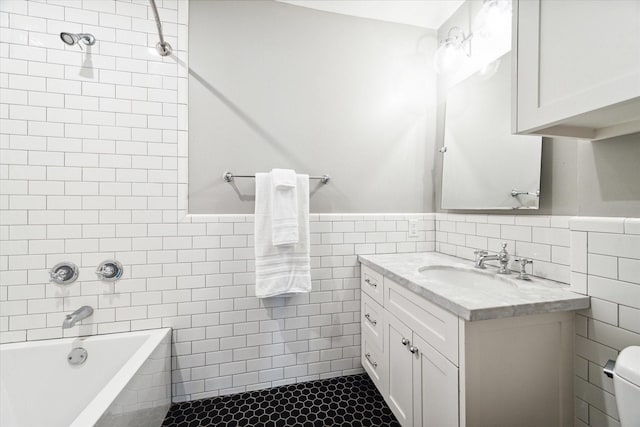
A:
[162,374,401,427]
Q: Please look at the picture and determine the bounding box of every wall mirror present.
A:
[441,52,542,210]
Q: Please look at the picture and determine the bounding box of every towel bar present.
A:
[223,171,330,184]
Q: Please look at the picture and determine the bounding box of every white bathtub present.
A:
[0,328,172,427]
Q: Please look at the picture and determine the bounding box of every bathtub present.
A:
[0,328,171,427]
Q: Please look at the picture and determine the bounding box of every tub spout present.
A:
[62,306,94,329]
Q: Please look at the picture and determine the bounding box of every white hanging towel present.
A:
[254,171,311,298]
[270,168,299,246]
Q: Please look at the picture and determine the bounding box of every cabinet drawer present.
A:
[384,277,459,365]
[361,293,384,351]
[362,330,386,394]
[361,265,384,305]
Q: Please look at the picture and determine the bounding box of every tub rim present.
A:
[65,327,172,427]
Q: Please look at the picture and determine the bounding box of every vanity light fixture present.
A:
[434,27,472,74]
[435,0,512,74]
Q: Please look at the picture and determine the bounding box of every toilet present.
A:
[613,346,640,426]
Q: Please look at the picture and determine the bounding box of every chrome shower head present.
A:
[60,32,96,48]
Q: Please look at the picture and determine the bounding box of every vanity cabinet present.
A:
[512,0,640,140]
[361,265,575,427]
[384,312,459,427]
[361,291,458,427]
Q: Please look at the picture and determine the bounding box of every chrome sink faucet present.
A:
[62,306,94,329]
[474,243,510,274]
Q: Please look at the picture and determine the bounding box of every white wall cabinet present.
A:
[512,0,640,140]
[361,265,575,427]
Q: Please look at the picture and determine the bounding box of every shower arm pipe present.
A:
[149,0,172,56]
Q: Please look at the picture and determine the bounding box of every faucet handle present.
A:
[514,258,533,280]
[49,262,79,285]
[474,249,488,257]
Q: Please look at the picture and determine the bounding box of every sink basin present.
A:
[418,265,518,290]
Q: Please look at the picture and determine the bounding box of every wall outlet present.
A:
[408,219,419,238]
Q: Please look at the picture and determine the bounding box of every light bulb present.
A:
[434,41,469,74]
[473,0,512,40]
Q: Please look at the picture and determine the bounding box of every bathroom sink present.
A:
[418,265,517,290]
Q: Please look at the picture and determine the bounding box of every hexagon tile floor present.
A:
[162,373,401,427]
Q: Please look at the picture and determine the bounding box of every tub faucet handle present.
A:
[49,262,79,285]
[50,269,67,282]
[95,260,123,282]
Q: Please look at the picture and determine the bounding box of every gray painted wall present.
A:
[434,1,640,218]
[189,0,437,214]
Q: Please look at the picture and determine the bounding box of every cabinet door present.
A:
[514,0,640,137]
[384,313,414,426]
[412,333,459,427]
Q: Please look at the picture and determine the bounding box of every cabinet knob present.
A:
[364,278,377,288]
[401,337,410,346]
[409,346,419,355]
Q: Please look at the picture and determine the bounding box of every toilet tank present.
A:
[614,346,640,427]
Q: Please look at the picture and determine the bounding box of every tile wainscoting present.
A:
[435,213,571,283]
[570,217,640,427]
[1,207,435,403]
[435,213,640,427]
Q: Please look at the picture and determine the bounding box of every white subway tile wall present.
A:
[434,213,572,284]
[570,217,640,427]
[0,0,436,401]
[2,0,639,421]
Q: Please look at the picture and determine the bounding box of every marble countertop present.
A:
[358,252,590,321]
